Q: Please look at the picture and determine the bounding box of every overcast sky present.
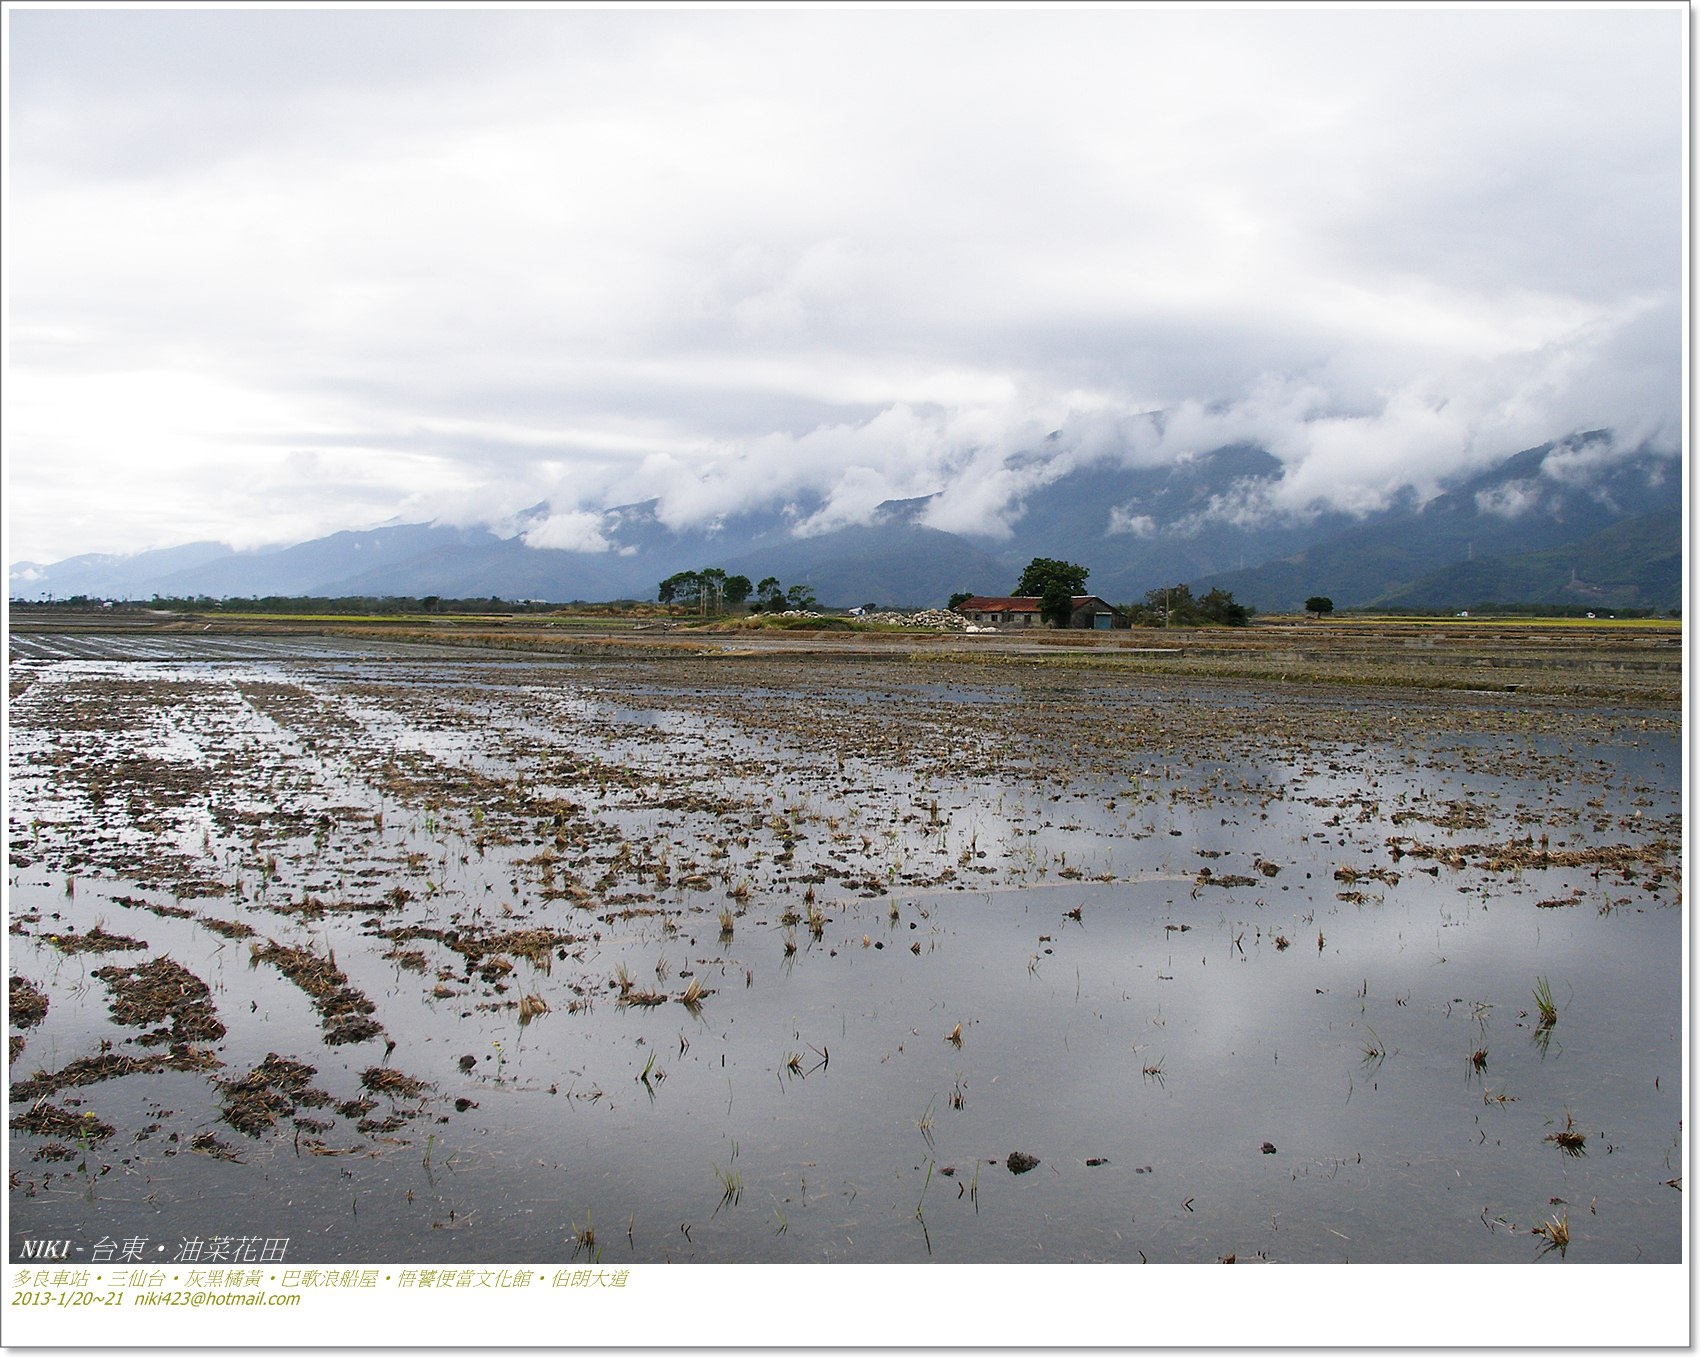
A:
[5,5,1684,565]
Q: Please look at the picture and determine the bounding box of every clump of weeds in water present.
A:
[1360,1027,1388,1071]
[713,1143,743,1214]
[517,993,549,1025]
[950,1073,967,1110]
[1142,1057,1167,1087]
[1531,1208,1571,1258]
[1545,1110,1587,1157]
[917,1096,937,1153]
[77,1111,98,1174]
[1529,977,1562,1057]
[1469,1001,1492,1075]
[717,906,735,938]
[914,1160,935,1255]
[571,1210,598,1260]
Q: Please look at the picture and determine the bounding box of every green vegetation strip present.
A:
[907,649,1680,705]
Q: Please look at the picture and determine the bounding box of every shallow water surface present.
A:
[6,638,1681,1264]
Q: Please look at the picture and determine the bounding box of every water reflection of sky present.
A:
[7,643,1680,1266]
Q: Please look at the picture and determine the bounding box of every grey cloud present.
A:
[6,8,1683,566]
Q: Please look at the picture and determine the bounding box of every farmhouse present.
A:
[952,595,1129,630]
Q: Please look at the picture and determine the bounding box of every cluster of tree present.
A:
[1126,583,1252,627]
[658,569,748,613]
[657,570,816,615]
[754,576,817,612]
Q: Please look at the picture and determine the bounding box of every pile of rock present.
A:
[861,609,968,631]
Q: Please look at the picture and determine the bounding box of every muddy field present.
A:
[5,625,1682,1263]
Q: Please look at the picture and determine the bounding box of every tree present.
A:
[724,575,753,610]
[785,583,817,611]
[1305,595,1334,617]
[699,567,728,615]
[1016,557,1089,598]
[658,570,701,607]
[1198,588,1251,626]
[1040,581,1075,628]
[1140,583,1193,627]
[947,591,973,611]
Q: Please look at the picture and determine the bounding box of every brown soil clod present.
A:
[10,1047,220,1101]
[220,1054,331,1137]
[1007,1151,1040,1174]
[1388,835,1677,876]
[47,925,148,956]
[249,940,383,1046]
[198,915,258,940]
[92,956,227,1045]
[11,1102,114,1143]
[1546,1114,1588,1158]
[189,1131,245,1163]
[9,976,48,1029]
[360,1067,433,1100]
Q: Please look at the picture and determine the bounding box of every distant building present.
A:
[952,595,1128,630]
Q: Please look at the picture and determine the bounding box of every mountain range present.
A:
[9,432,1681,613]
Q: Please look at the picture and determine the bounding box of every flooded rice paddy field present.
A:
[6,633,1682,1263]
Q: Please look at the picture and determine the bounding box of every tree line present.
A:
[656,570,816,615]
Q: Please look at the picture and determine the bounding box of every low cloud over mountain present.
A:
[13,432,1677,616]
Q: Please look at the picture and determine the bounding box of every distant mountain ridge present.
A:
[9,432,1679,612]
[1190,436,1678,612]
[1372,508,1681,613]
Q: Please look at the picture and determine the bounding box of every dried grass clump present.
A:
[1532,1209,1571,1258]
